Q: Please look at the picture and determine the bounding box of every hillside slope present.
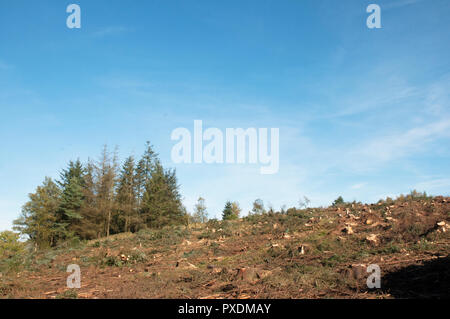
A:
[1,196,449,299]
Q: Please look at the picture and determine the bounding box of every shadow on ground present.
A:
[382,255,450,298]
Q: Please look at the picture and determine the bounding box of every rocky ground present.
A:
[1,195,449,299]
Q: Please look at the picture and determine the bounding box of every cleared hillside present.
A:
[1,196,449,299]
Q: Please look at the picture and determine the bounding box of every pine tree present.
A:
[332,196,345,207]
[192,197,208,223]
[13,177,62,249]
[56,160,85,239]
[141,160,186,228]
[222,201,234,221]
[77,159,103,239]
[135,142,158,207]
[116,156,139,233]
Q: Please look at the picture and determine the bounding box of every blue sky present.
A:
[1,0,449,230]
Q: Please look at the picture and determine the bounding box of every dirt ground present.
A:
[1,196,449,299]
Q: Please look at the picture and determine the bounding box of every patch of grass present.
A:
[379,242,401,254]
[102,256,123,267]
[137,227,191,246]
[56,289,78,299]
[321,254,345,268]
[411,239,432,252]
[92,241,101,248]
[129,250,148,263]
[34,250,59,268]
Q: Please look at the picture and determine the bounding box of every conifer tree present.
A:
[116,156,139,232]
[332,196,345,207]
[56,160,85,239]
[222,201,234,221]
[135,142,158,207]
[77,159,102,239]
[141,160,186,228]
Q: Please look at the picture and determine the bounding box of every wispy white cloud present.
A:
[351,118,450,168]
[329,77,419,118]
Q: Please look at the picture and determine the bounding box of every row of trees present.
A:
[12,140,320,250]
[13,143,187,249]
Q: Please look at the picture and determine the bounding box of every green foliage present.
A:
[0,231,26,273]
[135,141,158,203]
[12,142,188,250]
[56,289,78,299]
[379,242,402,254]
[13,177,62,249]
[116,156,140,233]
[0,231,24,256]
[222,201,238,220]
[222,201,233,220]
[57,160,85,239]
[141,161,187,228]
[77,160,103,240]
[332,196,345,207]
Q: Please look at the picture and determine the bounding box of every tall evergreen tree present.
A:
[13,177,62,249]
[135,142,158,207]
[56,160,85,239]
[222,201,234,221]
[116,156,139,233]
[141,160,186,228]
[77,159,102,239]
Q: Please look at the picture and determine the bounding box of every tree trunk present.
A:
[106,209,111,237]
